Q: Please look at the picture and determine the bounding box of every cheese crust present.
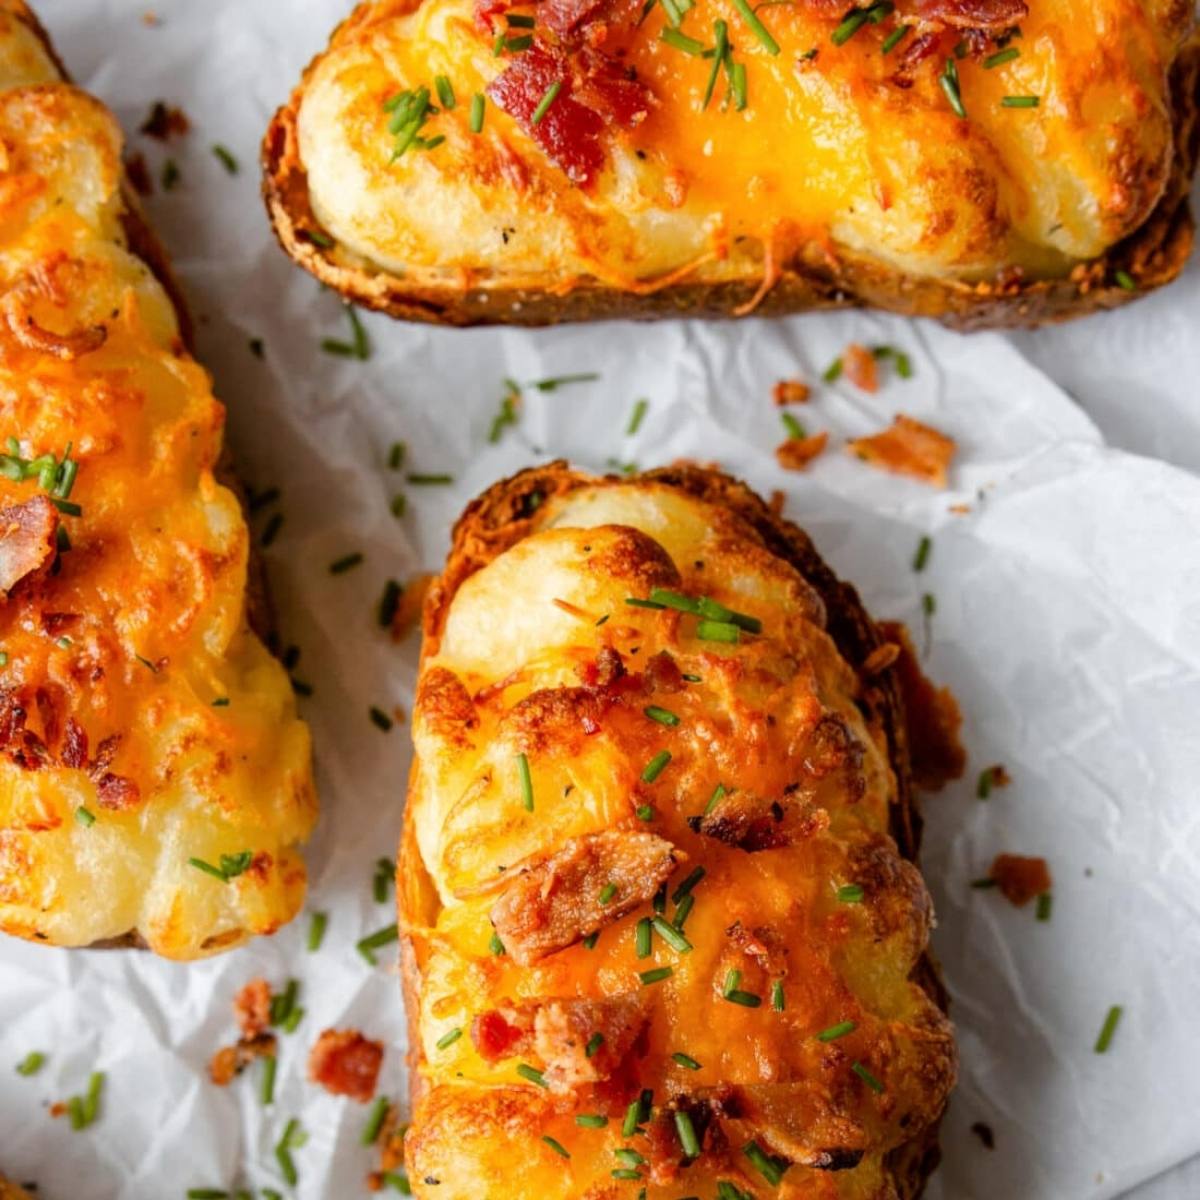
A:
[0,2,317,960]
[264,0,1200,327]
[400,464,955,1199]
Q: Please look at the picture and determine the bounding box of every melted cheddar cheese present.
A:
[0,6,316,959]
[402,473,955,1199]
[297,0,1194,294]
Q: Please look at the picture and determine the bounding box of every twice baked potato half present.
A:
[265,0,1200,329]
[0,2,317,959]
[399,463,958,1198]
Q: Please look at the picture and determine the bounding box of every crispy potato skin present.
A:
[0,2,317,960]
[264,1,1199,329]
[400,463,956,1199]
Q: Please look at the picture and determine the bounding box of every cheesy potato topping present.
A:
[297,0,1194,294]
[401,469,955,1198]
[0,6,316,959]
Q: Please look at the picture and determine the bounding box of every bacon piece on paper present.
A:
[308,1029,384,1103]
[0,495,57,600]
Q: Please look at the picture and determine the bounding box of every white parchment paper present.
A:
[1,2,1199,1197]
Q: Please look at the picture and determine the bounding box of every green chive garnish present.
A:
[614,1148,646,1167]
[1002,95,1039,108]
[274,1118,303,1187]
[329,552,364,575]
[725,989,762,1008]
[405,473,454,485]
[940,57,966,118]
[1094,1005,1123,1053]
[582,931,600,950]
[852,1062,885,1092]
[507,12,536,26]
[674,1110,701,1158]
[622,1098,642,1136]
[635,804,655,821]
[696,620,739,643]
[923,592,937,617]
[362,1096,390,1145]
[599,882,617,905]
[673,893,694,930]
[913,535,931,572]
[636,917,652,958]
[612,1169,642,1181]
[626,596,666,610]
[652,915,692,954]
[743,1140,784,1185]
[817,1020,856,1042]
[881,24,910,54]
[260,1054,277,1106]
[517,1063,548,1088]
[542,1135,570,1158]
[357,923,399,964]
[436,1027,463,1050]
[15,1051,45,1076]
[531,372,599,391]
[626,399,649,435]
[307,911,327,952]
[517,752,534,811]
[837,883,864,903]
[585,1032,605,1058]
[212,144,238,174]
[1036,893,1053,922]
[369,706,393,732]
[531,80,562,124]
[672,867,705,904]
[470,93,486,132]
[781,412,806,440]
[672,1052,701,1070]
[639,966,673,985]
[434,75,456,109]
[576,1113,608,1127]
[489,931,506,955]
[823,357,844,383]
[641,750,671,783]
[831,8,870,45]
[704,783,726,815]
[661,28,707,55]
[984,46,1020,68]
[644,705,680,727]
[1115,270,1137,291]
[771,979,785,1012]
[702,20,728,109]
[75,806,95,828]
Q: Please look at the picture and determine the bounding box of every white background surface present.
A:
[0,2,1198,1197]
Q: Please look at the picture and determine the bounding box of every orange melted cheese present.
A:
[402,480,955,1198]
[298,0,1192,291]
[0,9,316,959]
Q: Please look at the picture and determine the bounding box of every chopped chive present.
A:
[1115,270,1138,291]
[672,1051,701,1070]
[971,877,999,889]
[726,989,762,1008]
[622,1098,642,1136]
[913,535,932,572]
[503,33,533,50]
[379,1177,408,1195]
[636,917,652,958]
[831,8,870,45]
[274,1118,303,1186]
[611,1169,642,1181]
[362,1096,390,1145]
[852,1062,885,1093]
[673,894,695,932]
[260,1053,277,1106]
[822,357,844,383]
[82,1071,104,1124]
[469,92,486,132]
[704,783,726,816]
[660,27,708,54]
[307,911,327,951]
[635,804,655,821]
[781,412,807,440]
[743,1140,784,1185]
[1001,95,1039,108]
[531,372,600,391]
[436,1027,463,1050]
[599,882,618,905]
[582,931,600,950]
[702,20,728,109]
[696,619,740,643]
[817,1020,856,1042]
[488,930,506,955]
[881,23,910,54]
[674,1109,701,1159]
[212,144,238,174]
[329,552,364,575]
[1094,1005,1123,1053]
[434,75,456,109]
[406,473,454,485]
[837,883,864,903]
[984,46,1020,68]
[542,1135,570,1159]
[378,579,403,628]
[507,11,536,25]
[74,806,96,828]
[186,1192,229,1199]
[614,1148,646,1167]
[771,979,785,1012]
[626,596,666,610]
[189,857,231,882]
[388,441,406,470]
[15,1051,45,1076]
[641,750,672,783]
[211,697,229,707]
[585,1032,605,1058]
[531,80,562,125]
[977,767,995,799]
[653,883,667,915]
[681,672,701,683]
[369,706,393,732]
[300,227,333,249]
[940,57,966,118]
[1036,893,1053,921]
[391,493,407,518]
[639,966,673,985]
[356,923,399,964]
[576,1113,608,1127]
[51,498,81,517]
[517,752,534,811]
[923,592,937,617]
[643,705,680,727]
[161,158,180,190]
[517,1063,549,1088]
[652,915,692,954]
[270,980,298,1027]
[659,0,684,27]
[672,867,705,904]
[260,512,284,547]
[626,399,649,435]
[731,0,779,54]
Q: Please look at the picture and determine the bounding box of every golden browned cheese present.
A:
[0,3,317,959]
[265,0,1199,325]
[400,465,956,1199]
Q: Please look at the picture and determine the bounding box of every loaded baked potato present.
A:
[399,462,960,1198]
[0,1,317,959]
[264,0,1200,328]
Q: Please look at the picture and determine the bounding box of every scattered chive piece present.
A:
[0,651,7,666]
[743,1140,784,1185]
[614,1148,646,1167]
[489,931,506,955]
[731,0,779,54]
[837,883,864,903]
[675,1110,701,1159]
[379,1176,409,1196]
[831,8,870,45]
[636,917,652,959]
[653,884,667,915]
[504,33,534,51]
[406,473,454,485]
[1115,270,1137,291]
[696,619,740,643]
[274,1118,303,1187]
[622,1098,642,1137]
[771,980,785,1012]
[301,227,333,248]
[635,804,655,821]
[882,23,910,54]
[822,357,844,383]
[469,92,486,132]
[585,1032,605,1058]
[659,0,683,27]
[977,767,996,799]
[652,915,692,954]
[211,697,229,707]
[186,1192,228,1199]
[307,911,327,952]
[531,372,600,391]
[672,870,706,909]
[75,806,96,828]
[260,1054,277,1106]
[1036,892,1053,921]
[971,877,999,889]
[913,535,932,572]
[923,592,937,617]
[1094,1005,1123,1053]
[852,1062,885,1093]
[704,783,726,815]
[15,1051,45,1076]
[639,966,673,985]
[702,19,728,109]
[261,512,284,547]
[661,27,707,54]
[818,1020,857,1042]
[542,1135,570,1159]
[781,412,807,440]
[626,399,649,435]
[189,856,233,883]
[357,923,399,964]
[391,493,407,518]
[517,752,534,812]
[436,1027,463,1050]
[362,1096,390,1145]
[329,552,364,575]
[643,705,680,727]
[211,144,238,174]
[388,441,406,470]
[378,579,403,628]
[270,980,298,1027]
[641,750,672,783]
[161,158,180,190]
[517,1063,549,1088]
[626,596,666,610]
[434,75,456,109]
[611,1169,642,1181]
[369,706,393,732]
[531,80,562,124]
[984,46,1020,68]
[940,57,966,118]
[599,882,618,905]
[673,893,694,930]
[672,1052,701,1070]
[1002,94,1039,108]
[726,989,763,1008]
[582,931,600,950]
[681,672,701,683]
[507,12,536,25]
[82,1071,104,1125]
[576,1113,608,1127]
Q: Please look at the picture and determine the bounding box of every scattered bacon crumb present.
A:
[879,621,966,790]
[981,764,1012,791]
[234,978,272,1038]
[970,1121,996,1150]
[861,642,901,676]
[775,430,829,472]
[989,854,1053,907]
[848,415,956,488]
[208,1032,276,1085]
[139,101,189,141]
[366,1104,407,1190]
[391,573,433,642]
[308,1029,384,1103]
[768,489,786,517]
[842,344,879,393]
[126,152,153,196]
[142,10,162,25]
[773,379,810,406]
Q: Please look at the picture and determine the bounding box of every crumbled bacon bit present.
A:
[94,772,140,811]
[970,1120,996,1149]
[773,379,810,406]
[208,1032,276,1086]
[909,0,1027,31]
[234,978,272,1038]
[0,496,57,599]
[308,1029,384,1103]
[768,490,786,517]
[848,415,956,488]
[61,718,88,769]
[139,101,190,141]
[989,854,1052,907]
[126,152,153,196]
[981,763,1012,790]
[861,642,901,676]
[472,1008,532,1062]
[842,344,879,393]
[1,295,107,361]
[390,573,433,642]
[776,431,829,472]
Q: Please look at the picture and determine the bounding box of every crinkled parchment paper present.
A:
[1,2,1199,1197]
